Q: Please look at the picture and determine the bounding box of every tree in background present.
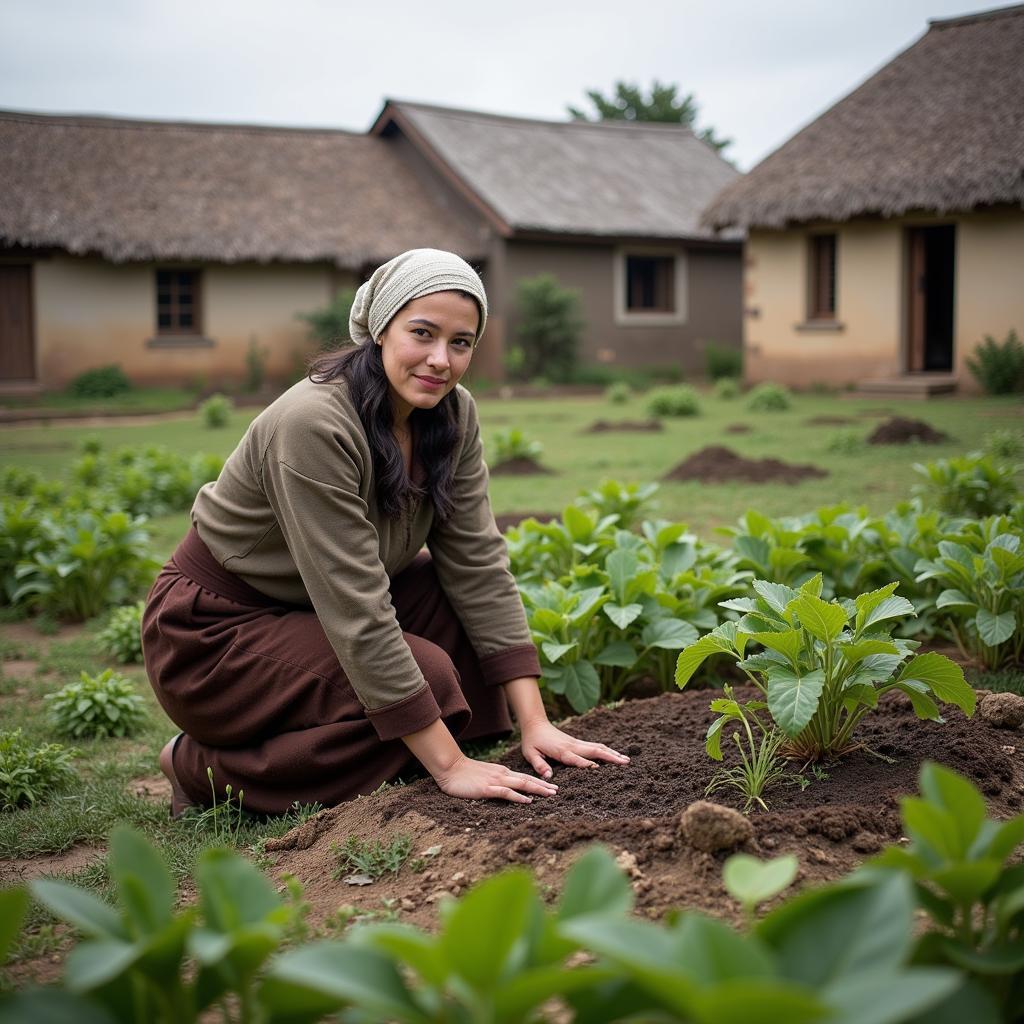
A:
[514,275,584,383]
[568,79,732,155]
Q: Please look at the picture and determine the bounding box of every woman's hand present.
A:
[519,720,630,780]
[433,752,559,804]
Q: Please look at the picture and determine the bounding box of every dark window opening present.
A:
[156,269,202,335]
[808,234,837,319]
[626,256,675,312]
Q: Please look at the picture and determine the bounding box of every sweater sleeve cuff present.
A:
[478,644,542,687]
[365,683,442,741]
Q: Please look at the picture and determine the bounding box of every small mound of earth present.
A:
[663,446,827,484]
[494,512,556,533]
[585,419,664,433]
[868,417,950,445]
[265,689,1023,932]
[805,416,857,426]
[725,423,752,434]
[489,458,555,476]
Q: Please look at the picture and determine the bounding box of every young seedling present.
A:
[330,834,413,882]
[723,852,799,927]
[703,685,790,812]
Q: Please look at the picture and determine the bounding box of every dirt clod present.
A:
[677,801,755,852]
[663,445,827,485]
[979,692,1024,730]
[867,417,949,445]
[585,419,664,433]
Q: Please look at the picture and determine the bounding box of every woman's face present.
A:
[377,290,478,422]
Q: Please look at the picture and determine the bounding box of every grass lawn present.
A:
[1,386,1021,560]
[1,384,1021,972]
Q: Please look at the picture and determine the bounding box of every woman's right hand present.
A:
[432,752,558,803]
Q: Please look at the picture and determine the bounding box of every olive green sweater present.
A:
[191,377,538,739]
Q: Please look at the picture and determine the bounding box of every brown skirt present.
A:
[142,528,516,815]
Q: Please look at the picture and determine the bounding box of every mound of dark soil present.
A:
[585,420,664,433]
[805,416,856,426]
[490,458,555,476]
[662,445,827,484]
[266,689,1023,931]
[724,423,752,434]
[868,417,949,444]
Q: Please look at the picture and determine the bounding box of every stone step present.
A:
[854,374,958,398]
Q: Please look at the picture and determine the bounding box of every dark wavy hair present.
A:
[308,327,467,523]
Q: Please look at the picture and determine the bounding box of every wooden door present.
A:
[906,229,926,372]
[0,264,35,381]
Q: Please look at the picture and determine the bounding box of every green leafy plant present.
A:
[330,835,412,881]
[646,384,701,417]
[575,479,659,531]
[676,575,976,761]
[865,761,1024,1018]
[747,381,791,411]
[605,380,631,404]
[491,427,543,465]
[97,601,145,663]
[703,685,791,811]
[705,341,743,380]
[514,274,584,383]
[915,516,1024,668]
[45,669,148,739]
[722,851,799,924]
[0,729,75,810]
[827,428,866,455]
[11,510,159,620]
[68,364,131,399]
[912,453,1020,518]
[199,393,232,429]
[984,428,1024,462]
[967,328,1024,394]
[713,376,740,399]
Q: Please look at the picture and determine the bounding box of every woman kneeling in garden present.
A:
[143,248,628,816]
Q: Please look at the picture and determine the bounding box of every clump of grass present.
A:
[492,428,544,464]
[647,384,701,417]
[713,377,740,400]
[330,834,412,880]
[199,392,233,428]
[826,429,866,455]
[983,428,1024,462]
[97,601,145,664]
[0,729,76,810]
[45,669,148,739]
[746,382,791,412]
[606,381,631,404]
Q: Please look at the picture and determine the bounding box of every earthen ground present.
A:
[663,446,828,485]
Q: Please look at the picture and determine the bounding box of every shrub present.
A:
[244,337,268,393]
[912,453,1019,517]
[492,428,543,464]
[297,288,356,349]
[984,428,1024,462]
[45,669,148,739]
[967,328,1024,394]
[68,365,131,399]
[515,274,584,383]
[713,377,740,400]
[199,392,232,428]
[746,381,791,411]
[0,729,75,809]
[605,380,631,404]
[677,575,975,761]
[646,384,700,417]
[705,341,743,380]
[98,601,145,664]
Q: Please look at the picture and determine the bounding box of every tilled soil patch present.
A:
[867,416,950,444]
[489,458,555,476]
[724,423,752,434]
[662,445,827,484]
[584,419,664,433]
[265,689,1024,931]
[805,415,857,426]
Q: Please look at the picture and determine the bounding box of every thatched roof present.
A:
[0,111,483,267]
[374,101,740,241]
[704,3,1024,230]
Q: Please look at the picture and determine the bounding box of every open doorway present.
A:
[906,225,955,372]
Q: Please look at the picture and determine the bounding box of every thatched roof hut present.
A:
[374,101,739,240]
[0,111,482,267]
[704,3,1024,230]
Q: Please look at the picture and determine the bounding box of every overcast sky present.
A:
[0,0,992,170]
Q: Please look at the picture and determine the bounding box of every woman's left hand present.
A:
[519,720,630,780]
